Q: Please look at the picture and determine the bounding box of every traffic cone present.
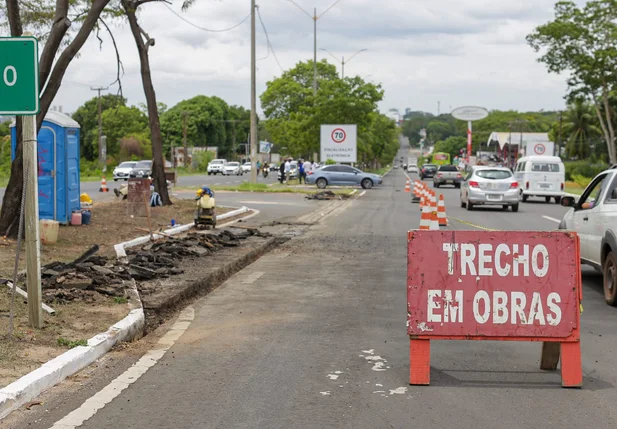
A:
[99,176,109,192]
[419,204,431,230]
[429,191,437,212]
[404,179,411,193]
[429,208,440,230]
[437,194,448,227]
[411,181,421,203]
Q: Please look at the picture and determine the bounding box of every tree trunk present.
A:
[123,0,171,205]
[0,0,111,237]
[601,88,617,165]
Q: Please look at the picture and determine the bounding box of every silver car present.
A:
[460,166,520,212]
[306,164,383,189]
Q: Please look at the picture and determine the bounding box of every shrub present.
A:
[572,174,592,188]
[325,159,337,165]
[563,161,608,181]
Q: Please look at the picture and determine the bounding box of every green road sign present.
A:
[0,37,39,115]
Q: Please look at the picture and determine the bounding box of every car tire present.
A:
[466,201,474,211]
[603,251,617,306]
[555,196,562,204]
[361,178,373,189]
[522,194,528,202]
[208,172,211,176]
[460,200,466,208]
[502,205,509,210]
[433,182,439,188]
[114,179,118,182]
[455,183,460,189]
[316,178,328,189]
[545,196,551,203]
[512,203,519,212]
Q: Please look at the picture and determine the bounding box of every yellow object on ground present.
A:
[80,193,93,204]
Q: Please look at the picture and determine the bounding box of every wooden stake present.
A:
[23,113,42,328]
[143,191,153,239]
[135,226,172,238]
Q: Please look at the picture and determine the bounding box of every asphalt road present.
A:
[6,151,617,429]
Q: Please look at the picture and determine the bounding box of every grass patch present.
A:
[114,296,129,305]
[206,181,356,196]
[565,182,584,195]
[57,337,88,349]
[366,167,390,176]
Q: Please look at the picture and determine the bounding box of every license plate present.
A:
[487,194,502,201]
[539,183,551,189]
[446,180,453,184]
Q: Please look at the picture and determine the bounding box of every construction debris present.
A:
[39,229,271,303]
[305,191,351,201]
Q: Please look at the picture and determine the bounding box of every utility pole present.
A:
[23,113,42,328]
[288,0,343,95]
[250,0,258,183]
[91,86,108,172]
[320,48,367,79]
[558,111,563,157]
[182,111,188,168]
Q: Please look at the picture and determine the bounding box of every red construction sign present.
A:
[407,230,582,387]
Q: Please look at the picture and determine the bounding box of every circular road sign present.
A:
[451,106,489,121]
[331,128,346,144]
[534,144,546,155]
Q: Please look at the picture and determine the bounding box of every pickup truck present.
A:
[433,165,463,188]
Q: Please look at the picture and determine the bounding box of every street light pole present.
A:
[288,0,343,95]
[250,0,257,184]
[320,48,367,79]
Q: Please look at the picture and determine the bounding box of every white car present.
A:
[559,166,617,306]
[407,164,419,174]
[242,162,252,173]
[207,159,227,175]
[223,162,242,175]
[113,161,137,181]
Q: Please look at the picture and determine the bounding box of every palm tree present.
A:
[562,100,602,159]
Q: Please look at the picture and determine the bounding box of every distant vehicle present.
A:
[269,163,279,172]
[431,152,451,166]
[407,164,418,174]
[460,166,520,212]
[420,164,437,179]
[403,164,407,170]
[207,159,227,175]
[113,161,136,181]
[433,165,463,188]
[515,155,565,204]
[242,162,252,173]
[277,161,298,181]
[307,165,383,189]
[129,160,152,178]
[394,165,399,169]
[408,156,418,169]
[223,162,242,176]
[559,166,617,305]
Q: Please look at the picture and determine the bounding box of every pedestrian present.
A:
[298,159,305,184]
[279,162,285,184]
[313,160,319,172]
[256,160,261,175]
[303,159,312,178]
[284,158,291,183]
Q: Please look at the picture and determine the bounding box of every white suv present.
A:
[207,159,227,175]
[559,166,617,306]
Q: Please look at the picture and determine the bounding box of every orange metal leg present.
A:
[560,342,582,388]
[409,339,431,385]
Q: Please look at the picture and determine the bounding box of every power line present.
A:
[256,6,284,72]
[162,3,250,33]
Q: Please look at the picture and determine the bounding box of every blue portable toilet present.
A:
[11,111,81,224]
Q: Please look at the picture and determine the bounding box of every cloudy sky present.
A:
[52,0,571,116]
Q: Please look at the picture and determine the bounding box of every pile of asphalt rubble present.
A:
[305,191,351,201]
[39,228,270,304]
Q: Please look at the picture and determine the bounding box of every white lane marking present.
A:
[358,191,366,198]
[242,271,264,284]
[389,387,408,395]
[327,374,339,380]
[49,307,195,429]
[543,215,561,223]
[320,391,331,396]
[238,201,300,206]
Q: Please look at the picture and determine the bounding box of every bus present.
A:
[431,152,451,166]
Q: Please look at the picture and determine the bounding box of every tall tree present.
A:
[561,99,602,159]
[0,0,112,237]
[121,0,171,205]
[527,0,617,164]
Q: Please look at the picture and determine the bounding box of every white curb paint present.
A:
[114,206,249,258]
[542,215,561,223]
[5,282,55,314]
[0,308,144,421]
[48,307,195,429]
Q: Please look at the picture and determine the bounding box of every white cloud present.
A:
[51,0,568,116]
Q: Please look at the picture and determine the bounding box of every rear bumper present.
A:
[522,190,565,197]
[434,177,462,185]
[468,188,520,205]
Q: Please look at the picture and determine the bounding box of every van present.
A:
[514,155,565,204]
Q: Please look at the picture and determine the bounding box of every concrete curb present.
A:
[114,206,249,258]
[0,205,256,421]
[0,280,144,420]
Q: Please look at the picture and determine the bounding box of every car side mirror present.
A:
[561,196,576,208]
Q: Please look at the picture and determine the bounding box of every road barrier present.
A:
[406,230,583,387]
[99,176,109,193]
[419,204,431,230]
[405,179,411,193]
[411,181,421,203]
[437,194,448,226]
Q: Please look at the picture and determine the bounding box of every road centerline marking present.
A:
[542,215,561,223]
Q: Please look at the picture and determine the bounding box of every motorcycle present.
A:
[263,169,269,178]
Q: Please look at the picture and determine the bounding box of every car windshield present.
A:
[439,165,458,171]
[212,160,224,164]
[134,161,151,169]
[475,169,512,180]
[424,165,437,170]
[227,162,239,166]
[118,162,136,168]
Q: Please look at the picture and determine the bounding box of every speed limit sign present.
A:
[321,124,357,163]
